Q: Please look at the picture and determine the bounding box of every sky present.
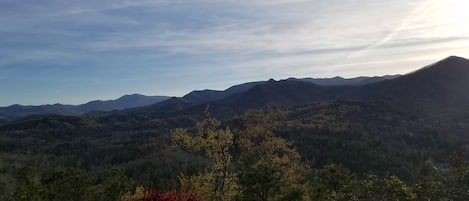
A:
[1,0,469,106]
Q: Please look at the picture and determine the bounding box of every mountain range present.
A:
[0,94,169,120]
[128,56,469,121]
[0,73,400,120]
[180,75,398,105]
[1,55,468,122]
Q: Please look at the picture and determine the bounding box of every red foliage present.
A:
[133,190,199,201]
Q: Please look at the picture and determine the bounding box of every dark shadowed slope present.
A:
[203,79,362,119]
[182,81,265,104]
[77,94,169,112]
[366,56,469,119]
[155,56,469,120]
[180,75,399,105]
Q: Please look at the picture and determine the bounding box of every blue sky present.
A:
[1,0,469,106]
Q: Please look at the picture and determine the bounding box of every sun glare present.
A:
[428,0,469,37]
[402,0,469,59]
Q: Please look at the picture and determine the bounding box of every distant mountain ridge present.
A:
[182,81,265,104]
[0,94,169,119]
[298,75,399,86]
[77,94,169,112]
[5,56,469,121]
[140,56,469,120]
[217,55,469,119]
[180,75,399,106]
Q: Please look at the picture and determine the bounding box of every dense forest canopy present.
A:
[2,56,469,200]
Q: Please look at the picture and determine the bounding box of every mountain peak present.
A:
[429,55,469,70]
[444,55,467,61]
[121,94,143,97]
[434,55,469,66]
[406,55,469,76]
[375,55,469,115]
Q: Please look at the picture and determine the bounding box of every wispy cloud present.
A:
[347,0,428,59]
[1,0,469,105]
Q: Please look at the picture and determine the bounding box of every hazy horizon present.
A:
[1,0,469,106]
[1,73,405,107]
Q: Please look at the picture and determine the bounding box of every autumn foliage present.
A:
[126,190,198,201]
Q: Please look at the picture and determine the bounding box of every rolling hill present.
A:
[0,94,169,120]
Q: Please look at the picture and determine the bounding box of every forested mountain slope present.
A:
[2,56,469,200]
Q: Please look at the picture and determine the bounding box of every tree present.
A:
[236,163,283,201]
[42,168,96,201]
[312,164,357,201]
[171,113,237,201]
[234,110,310,201]
[383,175,416,201]
[10,176,45,201]
[121,185,146,201]
[413,180,444,201]
[445,156,469,201]
[359,173,382,201]
[101,167,134,201]
[358,173,415,201]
